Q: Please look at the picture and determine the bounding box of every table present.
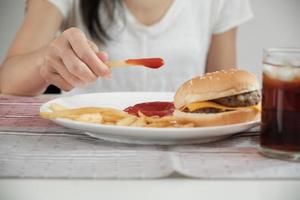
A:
[1,94,300,200]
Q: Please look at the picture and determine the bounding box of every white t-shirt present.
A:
[48,0,253,95]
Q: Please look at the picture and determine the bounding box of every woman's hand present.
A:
[40,27,111,92]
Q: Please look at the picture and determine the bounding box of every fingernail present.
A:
[103,73,112,79]
[101,68,110,75]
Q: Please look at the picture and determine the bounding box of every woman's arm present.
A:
[0,0,110,96]
[0,0,63,96]
[205,28,237,73]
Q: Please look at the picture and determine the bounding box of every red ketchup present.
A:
[126,58,164,69]
[124,102,174,117]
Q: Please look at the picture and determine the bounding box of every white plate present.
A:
[40,92,260,145]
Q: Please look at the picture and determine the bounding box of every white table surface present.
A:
[1,179,300,200]
[1,95,300,200]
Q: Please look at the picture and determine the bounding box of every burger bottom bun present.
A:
[174,108,260,127]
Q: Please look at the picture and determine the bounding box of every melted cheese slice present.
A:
[181,101,261,112]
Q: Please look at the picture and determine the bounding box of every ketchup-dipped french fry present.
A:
[106,58,164,69]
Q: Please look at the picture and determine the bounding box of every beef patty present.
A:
[213,90,260,107]
[182,90,261,114]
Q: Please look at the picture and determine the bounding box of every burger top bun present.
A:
[174,68,260,109]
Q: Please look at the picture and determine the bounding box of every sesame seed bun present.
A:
[173,68,260,127]
[174,68,260,109]
[174,108,260,127]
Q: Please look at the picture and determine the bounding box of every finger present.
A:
[61,47,98,83]
[96,51,111,78]
[87,41,109,63]
[64,29,110,77]
[88,41,111,77]
[47,73,74,92]
[50,58,84,87]
[49,35,97,83]
[96,51,109,62]
[88,40,99,53]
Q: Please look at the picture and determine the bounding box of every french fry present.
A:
[171,123,195,128]
[41,107,122,119]
[130,117,147,127]
[102,115,121,123]
[41,108,100,119]
[75,113,103,123]
[39,111,74,119]
[116,115,138,126]
[102,112,129,118]
[137,111,146,118]
[40,111,55,119]
[49,103,68,111]
[40,103,196,128]
[146,121,171,128]
[145,115,175,123]
[95,108,128,117]
[181,123,195,128]
[40,111,81,121]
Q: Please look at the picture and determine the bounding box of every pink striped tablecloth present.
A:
[0,94,300,179]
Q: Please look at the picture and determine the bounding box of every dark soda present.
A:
[261,74,300,151]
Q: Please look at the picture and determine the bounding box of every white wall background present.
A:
[238,0,300,80]
[1,0,300,81]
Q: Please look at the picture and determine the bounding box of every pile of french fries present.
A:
[40,103,194,128]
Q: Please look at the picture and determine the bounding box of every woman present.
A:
[0,0,253,96]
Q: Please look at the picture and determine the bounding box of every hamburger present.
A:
[174,68,261,127]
